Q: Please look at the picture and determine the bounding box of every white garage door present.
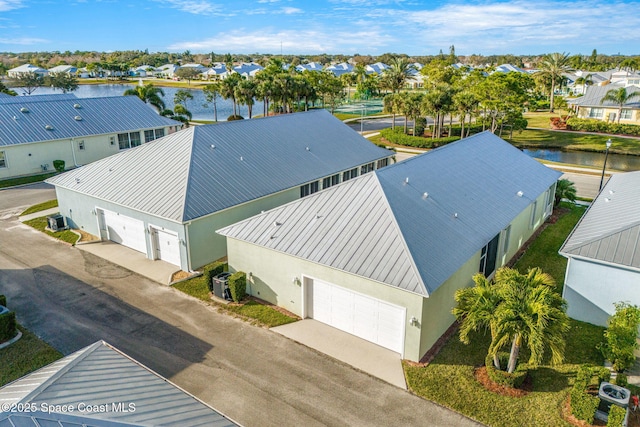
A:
[153,228,181,267]
[308,279,406,354]
[101,209,147,254]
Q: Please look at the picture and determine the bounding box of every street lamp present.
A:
[360,104,366,133]
[599,139,612,191]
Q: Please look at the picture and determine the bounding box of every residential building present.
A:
[218,132,560,362]
[560,171,640,327]
[569,84,640,123]
[7,63,48,78]
[47,64,77,75]
[0,95,180,179]
[46,110,393,271]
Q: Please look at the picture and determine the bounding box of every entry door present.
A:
[153,228,181,266]
[308,279,405,353]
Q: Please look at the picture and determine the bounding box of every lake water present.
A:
[31,83,265,121]
[521,148,640,172]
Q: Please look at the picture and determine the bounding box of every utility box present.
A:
[212,272,232,300]
[47,214,67,231]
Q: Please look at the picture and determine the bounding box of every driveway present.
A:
[0,182,56,212]
[0,199,481,427]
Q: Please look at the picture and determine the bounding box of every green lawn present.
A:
[172,264,298,328]
[23,216,79,245]
[0,172,57,189]
[513,203,587,291]
[20,199,58,216]
[0,325,62,387]
[404,204,607,427]
[507,129,640,156]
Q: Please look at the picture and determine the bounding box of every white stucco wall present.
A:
[563,257,640,327]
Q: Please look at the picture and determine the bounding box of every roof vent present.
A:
[210,144,215,149]
[404,177,409,185]
[19,107,28,113]
[454,212,459,218]
[605,197,611,202]
[12,115,17,120]
[45,124,54,130]
[422,192,429,199]
[306,147,310,151]
[517,191,524,197]
[73,103,81,109]
[75,178,80,184]
[273,221,281,227]
[240,156,243,161]
[609,190,615,195]
[74,115,82,121]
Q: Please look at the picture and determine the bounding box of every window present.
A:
[155,128,165,138]
[118,132,142,150]
[322,174,340,189]
[0,151,6,168]
[502,225,511,254]
[78,140,85,150]
[300,181,319,197]
[479,233,500,277]
[530,201,538,229]
[588,108,603,118]
[621,109,633,120]
[343,168,358,182]
[377,158,389,169]
[361,162,375,174]
[544,185,554,217]
[144,128,166,143]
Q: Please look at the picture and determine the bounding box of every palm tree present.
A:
[203,81,221,122]
[490,267,569,373]
[220,73,243,117]
[600,86,640,123]
[537,52,574,112]
[383,93,400,130]
[123,83,165,112]
[574,73,593,95]
[554,179,577,206]
[382,57,415,93]
[235,79,257,118]
[453,273,503,369]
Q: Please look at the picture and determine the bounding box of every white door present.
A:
[308,279,405,354]
[153,228,181,267]
[101,209,146,254]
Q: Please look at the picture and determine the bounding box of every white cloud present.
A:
[168,27,394,54]
[280,6,302,14]
[156,0,221,15]
[0,0,23,11]
[0,37,49,45]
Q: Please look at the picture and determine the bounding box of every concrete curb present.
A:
[0,330,23,350]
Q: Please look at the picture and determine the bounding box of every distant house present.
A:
[156,64,180,79]
[560,171,640,327]
[48,64,77,75]
[295,62,324,72]
[233,62,264,78]
[46,110,393,271]
[365,62,390,75]
[0,95,180,179]
[568,84,640,123]
[131,65,156,77]
[492,64,526,74]
[0,340,239,427]
[203,63,229,79]
[326,62,354,77]
[7,63,48,78]
[218,132,560,362]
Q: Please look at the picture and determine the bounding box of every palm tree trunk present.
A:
[404,115,408,134]
[550,78,556,113]
[213,98,218,122]
[391,113,396,130]
[507,334,521,373]
[460,115,465,139]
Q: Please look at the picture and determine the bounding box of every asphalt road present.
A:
[0,190,481,427]
[0,182,56,212]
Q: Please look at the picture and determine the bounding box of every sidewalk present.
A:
[18,207,60,222]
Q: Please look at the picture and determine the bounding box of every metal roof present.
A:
[0,96,179,147]
[0,93,77,104]
[568,84,640,108]
[560,171,640,270]
[219,132,561,296]
[0,341,239,427]
[47,110,393,222]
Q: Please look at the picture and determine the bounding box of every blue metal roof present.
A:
[0,93,77,104]
[0,95,179,147]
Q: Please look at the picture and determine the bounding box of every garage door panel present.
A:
[102,210,146,254]
[308,279,405,354]
[154,228,181,266]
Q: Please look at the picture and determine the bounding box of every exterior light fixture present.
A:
[599,139,612,191]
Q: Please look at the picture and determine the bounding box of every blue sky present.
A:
[0,0,638,55]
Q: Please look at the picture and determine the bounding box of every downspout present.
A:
[184,221,193,272]
[70,138,80,167]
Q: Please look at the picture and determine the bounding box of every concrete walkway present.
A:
[272,319,407,390]
[18,207,60,222]
[76,240,179,285]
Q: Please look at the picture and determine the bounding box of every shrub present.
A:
[566,118,640,136]
[52,160,65,173]
[594,366,612,384]
[615,373,628,387]
[484,353,528,388]
[203,261,226,292]
[607,404,626,427]
[227,114,244,121]
[228,272,246,303]
[380,128,459,149]
[0,295,6,307]
[0,311,17,343]
[414,117,427,136]
[570,365,600,424]
[600,302,640,372]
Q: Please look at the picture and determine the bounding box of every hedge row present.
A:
[204,262,227,293]
[0,294,6,307]
[484,353,528,388]
[570,365,608,424]
[607,405,626,427]
[380,128,459,149]
[566,118,640,136]
[0,311,16,343]
[228,272,246,303]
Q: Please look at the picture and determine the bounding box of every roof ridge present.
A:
[180,126,198,222]
[563,219,640,253]
[372,173,430,296]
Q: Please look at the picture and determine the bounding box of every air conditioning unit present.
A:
[47,214,67,231]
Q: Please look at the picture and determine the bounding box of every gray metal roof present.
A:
[0,96,179,147]
[0,93,77,104]
[560,171,640,270]
[47,110,392,222]
[568,84,640,108]
[0,341,239,427]
[219,131,561,295]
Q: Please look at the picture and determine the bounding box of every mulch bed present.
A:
[474,366,532,397]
